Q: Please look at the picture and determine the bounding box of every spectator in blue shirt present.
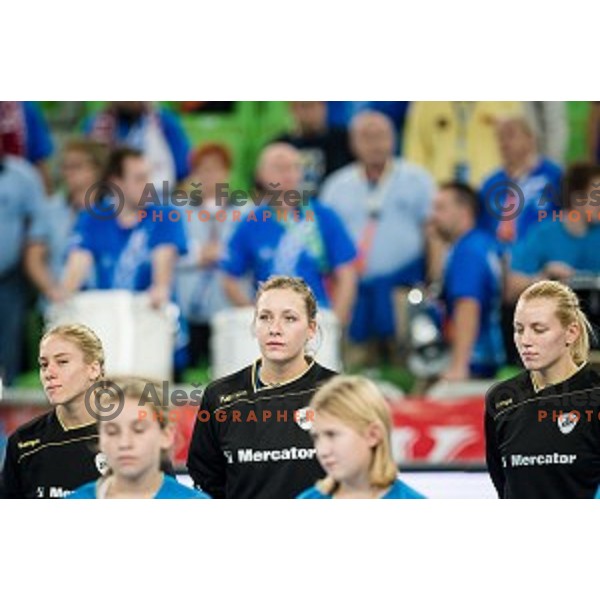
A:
[431,182,505,380]
[60,147,189,373]
[0,152,55,384]
[479,115,562,248]
[479,115,564,366]
[221,142,357,325]
[507,163,600,302]
[62,147,187,308]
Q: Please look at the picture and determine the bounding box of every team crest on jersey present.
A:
[294,407,314,431]
[95,452,109,475]
[557,411,579,435]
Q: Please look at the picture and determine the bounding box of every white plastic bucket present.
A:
[46,290,177,382]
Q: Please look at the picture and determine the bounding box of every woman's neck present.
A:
[105,470,164,499]
[532,356,582,391]
[56,397,95,429]
[260,355,310,386]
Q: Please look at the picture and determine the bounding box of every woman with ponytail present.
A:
[485,280,600,498]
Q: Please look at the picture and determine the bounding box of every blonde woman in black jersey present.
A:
[1,323,107,498]
[485,280,600,498]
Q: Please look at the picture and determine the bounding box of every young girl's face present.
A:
[99,397,172,482]
[310,411,378,486]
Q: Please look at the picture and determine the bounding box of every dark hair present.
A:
[103,146,144,181]
[563,163,600,208]
[440,181,480,217]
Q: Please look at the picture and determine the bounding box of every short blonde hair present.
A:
[310,375,397,495]
[518,280,593,366]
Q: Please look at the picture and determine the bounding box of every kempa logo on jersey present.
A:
[502,453,578,468]
[225,446,318,464]
[17,438,40,450]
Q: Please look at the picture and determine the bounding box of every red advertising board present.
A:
[1,396,486,468]
[389,397,485,464]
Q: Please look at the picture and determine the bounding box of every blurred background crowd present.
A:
[2,100,600,393]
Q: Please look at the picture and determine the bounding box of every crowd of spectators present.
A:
[2,100,598,386]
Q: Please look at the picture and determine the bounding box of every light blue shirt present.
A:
[321,158,435,281]
[45,192,80,283]
[0,156,49,275]
[512,221,600,275]
[68,475,211,499]
[176,205,240,324]
[298,478,426,499]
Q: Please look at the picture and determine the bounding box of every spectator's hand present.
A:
[148,285,170,309]
[543,262,574,282]
[441,364,469,383]
[46,286,69,304]
[198,241,222,268]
